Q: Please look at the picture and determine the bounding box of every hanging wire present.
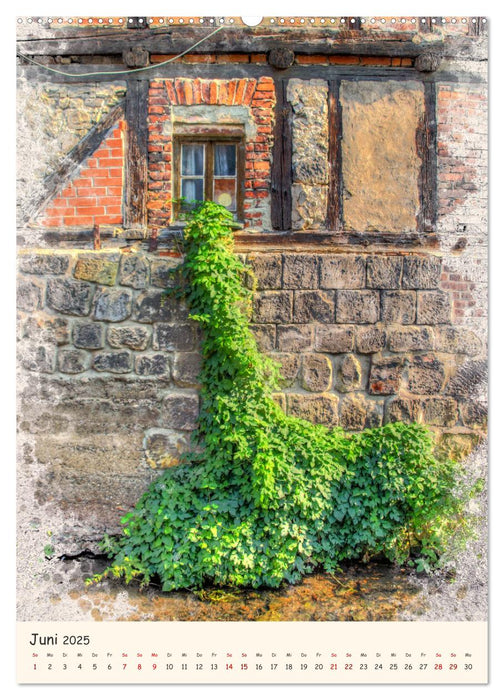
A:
[16,24,226,78]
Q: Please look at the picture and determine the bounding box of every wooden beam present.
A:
[416,81,437,233]
[124,79,149,228]
[21,101,125,224]
[271,80,292,230]
[327,81,343,231]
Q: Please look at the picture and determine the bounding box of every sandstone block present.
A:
[135,354,171,377]
[269,352,300,387]
[339,394,368,431]
[119,253,150,289]
[74,255,119,286]
[73,321,105,349]
[93,288,132,322]
[435,431,481,461]
[459,400,488,430]
[18,278,44,312]
[319,255,366,289]
[283,254,319,289]
[388,326,434,352]
[434,327,482,356]
[287,392,339,427]
[366,256,403,289]
[293,290,335,323]
[143,429,191,469]
[402,256,442,289]
[336,290,379,324]
[250,324,276,351]
[417,290,451,324]
[381,291,416,324]
[93,351,133,373]
[253,291,292,323]
[58,349,90,374]
[335,354,362,392]
[46,278,92,316]
[369,357,404,395]
[107,325,151,351]
[172,352,202,387]
[20,344,56,374]
[22,315,70,346]
[421,397,458,427]
[406,355,446,395]
[163,393,200,431]
[19,253,71,276]
[150,258,182,289]
[355,326,386,354]
[277,324,313,352]
[134,290,188,324]
[300,353,332,392]
[384,397,422,424]
[153,323,197,352]
[247,253,283,290]
[314,325,354,353]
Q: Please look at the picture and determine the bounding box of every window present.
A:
[173,134,245,221]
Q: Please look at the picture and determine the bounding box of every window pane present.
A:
[181,144,204,176]
[214,144,236,176]
[181,178,204,202]
[213,178,237,211]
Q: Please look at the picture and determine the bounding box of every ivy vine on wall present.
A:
[89,202,478,591]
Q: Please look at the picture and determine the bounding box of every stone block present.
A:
[22,315,70,346]
[266,352,300,387]
[459,400,488,430]
[421,398,458,427]
[287,392,339,427]
[384,397,422,424]
[388,326,434,352]
[339,394,368,431]
[336,290,379,324]
[250,324,276,351]
[119,253,150,289]
[74,255,119,286]
[107,326,151,351]
[417,291,451,324]
[163,393,200,431]
[369,357,404,395]
[58,349,90,374]
[93,351,133,373]
[277,324,313,352]
[406,355,446,395]
[335,354,362,392]
[246,253,283,290]
[47,278,93,317]
[73,321,105,349]
[153,323,197,352]
[435,431,481,461]
[293,290,335,323]
[143,429,191,469]
[253,291,292,323]
[172,352,202,387]
[381,291,416,324]
[17,278,44,312]
[434,327,482,356]
[366,256,403,289]
[150,258,182,289]
[19,253,71,276]
[134,290,189,324]
[402,256,442,289]
[283,254,319,289]
[314,325,354,353]
[319,255,366,289]
[355,326,386,354]
[291,184,328,231]
[271,393,287,412]
[20,343,56,374]
[93,288,132,322]
[445,360,487,399]
[300,353,332,392]
[135,354,171,377]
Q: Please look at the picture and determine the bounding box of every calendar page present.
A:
[15,8,489,686]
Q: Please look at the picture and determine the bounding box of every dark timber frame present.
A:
[124,79,149,228]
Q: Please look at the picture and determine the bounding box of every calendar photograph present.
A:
[15,11,489,684]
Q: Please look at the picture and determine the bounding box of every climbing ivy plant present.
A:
[90,202,477,591]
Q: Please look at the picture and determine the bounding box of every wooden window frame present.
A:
[172,133,245,222]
